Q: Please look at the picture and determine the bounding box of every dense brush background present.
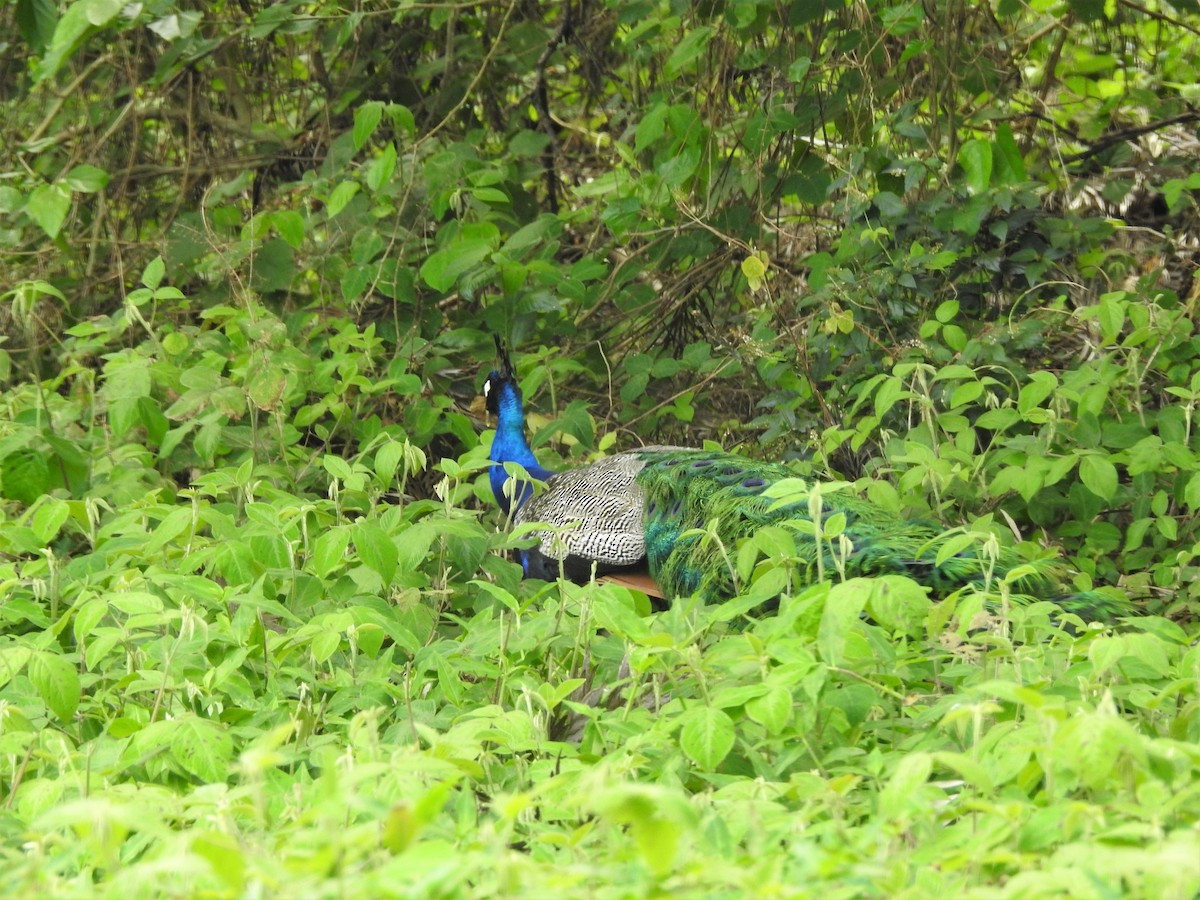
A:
[2,0,1199,895]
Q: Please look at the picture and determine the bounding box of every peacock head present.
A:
[483,335,522,420]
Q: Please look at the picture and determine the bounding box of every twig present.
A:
[1061,110,1200,164]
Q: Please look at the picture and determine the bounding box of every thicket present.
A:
[1,0,1199,895]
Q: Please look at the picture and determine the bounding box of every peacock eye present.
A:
[722,467,742,476]
[692,460,713,468]
[664,459,680,467]
[742,478,765,488]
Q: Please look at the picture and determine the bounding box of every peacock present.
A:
[484,340,1136,623]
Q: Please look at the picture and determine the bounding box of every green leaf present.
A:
[746,686,792,735]
[864,576,931,636]
[17,0,59,53]
[873,377,908,418]
[326,181,360,218]
[665,26,714,77]
[741,253,768,291]
[1183,472,1200,512]
[26,183,71,238]
[73,597,108,644]
[592,590,652,642]
[366,142,397,192]
[934,300,959,323]
[992,123,1027,183]
[1,449,51,505]
[30,498,70,543]
[1080,455,1118,501]
[310,527,350,578]
[880,2,924,34]
[35,0,94,80]
[271,210,305,248]
[311,629,341,663]
[879,752,933,820]
[354,520,398,584]
[64,164,109,192]
[1017,371,1057,414]
[957,140,993,194]
[171,716,233,782]
[635,102,669,153]
[420,240,495,292]
[819,581,865,665]
[142,255,165,289]
[29,651,81,721]
[787,57,812,83]
[679,706,734,770]
[322,455,353,481]
[387,103,416,137]
[354,101,384,151]
[86,0,122,26]
[1097,293,1126,344]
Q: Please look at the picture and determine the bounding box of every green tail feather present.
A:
[633,449,1135,623]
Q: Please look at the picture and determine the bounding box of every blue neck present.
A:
[488,384,554,514]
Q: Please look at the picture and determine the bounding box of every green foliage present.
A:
[2,0,1200,893]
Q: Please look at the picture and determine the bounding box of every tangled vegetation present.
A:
[1,0,1199,894]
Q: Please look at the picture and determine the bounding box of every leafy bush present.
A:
[2,0,1199,894]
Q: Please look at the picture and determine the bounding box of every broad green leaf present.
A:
[86,0,121,26]
[0,647,33,689]
[1183,472,1200,512]
[819,581,865,665]
[310,527,350,578]
[741,255,767,289]
[1,450,51,505]
[366,142,397,192]
[310,629,341,663]
[29,651,81,721]
[26,183,71,238]
[635,102,669,153]
[354,520,398,584]
[322,454,353,480]
[592,590,652,642]
[17,0,58,53]
[1080,455,1118,501]
[679,706,734,770]
[746,686,792,735]
[420,240,494,292]
[141,255,165,289]
[665,26,713,77]
[354,101,384,150]
[271,210,305,248]
[879,752,933,820]
[143,507,192,553]
[992,122,1027,184]
[108,591,165,616]
[64,164,109,192]
[375,440,404,487]
[326,181,360,218]
[957,140,993,194]
[1017,371,1057,414]
[1097,293,1126,344]
[73,597,108,644]
[35,0,93,80]
[31,498,70,543]
[171,716,233,782]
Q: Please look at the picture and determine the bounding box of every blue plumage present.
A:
[484,338,555,515]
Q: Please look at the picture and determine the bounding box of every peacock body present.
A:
[484,342,1135,623]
